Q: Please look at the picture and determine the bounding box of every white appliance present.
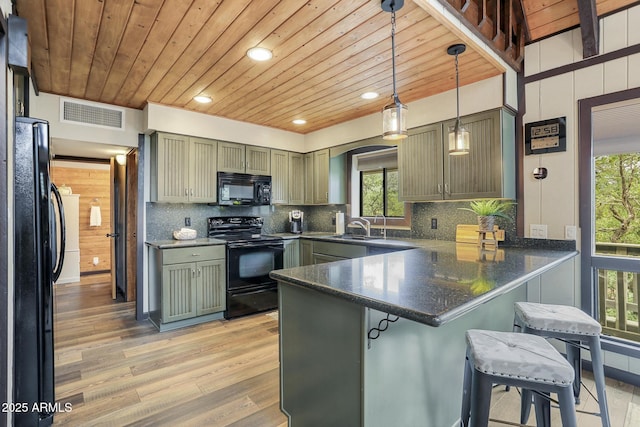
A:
[55,194,80,283]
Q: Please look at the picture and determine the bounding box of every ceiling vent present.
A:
[60,98,125,130]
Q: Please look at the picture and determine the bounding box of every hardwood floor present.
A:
[52,274,287,426]
[53,274,640,426]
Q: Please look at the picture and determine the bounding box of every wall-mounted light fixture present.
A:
[381,0,407,140]
[447,43,470,155]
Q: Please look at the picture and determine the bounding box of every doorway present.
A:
[579,89,640,350]
[50,147,139,312]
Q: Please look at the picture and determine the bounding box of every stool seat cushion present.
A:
[466,329,574,386]
[515,302,602,336]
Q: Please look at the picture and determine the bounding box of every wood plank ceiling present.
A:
[13,0,639,135]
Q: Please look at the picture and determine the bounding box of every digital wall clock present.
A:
[524,117,566,155]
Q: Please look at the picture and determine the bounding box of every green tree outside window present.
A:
[361,169,404,217]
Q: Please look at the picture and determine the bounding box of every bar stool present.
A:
[514,302,611,427]
[461,329,577,427]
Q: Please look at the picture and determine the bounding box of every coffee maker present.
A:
[288,210,304,234]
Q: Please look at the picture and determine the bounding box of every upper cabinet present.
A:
[271,150,306,205]
[288,153,305,205]
[217,141,270,175]
[150,132,218,203]
[398,108,515,201]
[313,149,330,204]
[270,150,290,204]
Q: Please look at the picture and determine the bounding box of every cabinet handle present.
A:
[192,269,196,278]
[444,184,450,195]
[184,188,188,196]
[190,188,194,196]
[437,184,443,194]
[191,253,201,257]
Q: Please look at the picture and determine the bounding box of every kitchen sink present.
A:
[331,234,381,241]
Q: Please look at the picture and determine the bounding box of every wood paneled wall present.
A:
[51,162,111,274]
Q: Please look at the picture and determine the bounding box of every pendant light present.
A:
[381,0,407,140]
[447,43,470,155]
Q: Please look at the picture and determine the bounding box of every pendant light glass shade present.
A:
[448,120,470,155]
[383,95,407,140]
[381,1,407,140]
[447,43,469,155]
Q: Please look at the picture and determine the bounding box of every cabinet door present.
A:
[313,149,329,204]
[189,137,218,203]
[217,141,246,173]
[153,132,190,202]
[398,124,443,201]
[196,259,226,316]
[162,262,197,323]
[246,146,271,175]
[270,150,289,204]
[289,153,305,204]
[300,239,314,266]
[283,239,300,268]
[303,153,314,205]
[444,110,502,199]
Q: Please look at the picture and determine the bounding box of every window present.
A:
[361,169,404,217]
[352,147,410,226]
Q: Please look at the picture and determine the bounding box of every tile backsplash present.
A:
[145,200,517,244]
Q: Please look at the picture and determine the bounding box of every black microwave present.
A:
[218,172,271,206]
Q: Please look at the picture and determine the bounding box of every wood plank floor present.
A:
[52,274,640,426]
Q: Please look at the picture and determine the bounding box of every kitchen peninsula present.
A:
[270,239,578,427]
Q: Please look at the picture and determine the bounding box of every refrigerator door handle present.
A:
[51,183,66,282]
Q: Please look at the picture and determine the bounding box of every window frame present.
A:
[348,148,411,228]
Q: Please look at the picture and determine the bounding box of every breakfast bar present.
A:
[270,241,578,427]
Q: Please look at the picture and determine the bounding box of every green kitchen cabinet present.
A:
[149,244,226,331]
[300,239,314,266]
[289,152,305,205]
[150,132,218,203]
[271,150,306,205]
[313,149,330,204]
[312,241,367,264]
[398,108,515,201]
[217,141,270,175]
[270,149,290,204]
[301,149,346,205]
[303,153,314,205]
[283,239,300,268]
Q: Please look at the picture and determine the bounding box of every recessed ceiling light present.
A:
[247,47,273,61]
[361,92,379,100]
[292,119,306,125]
[194,95,212,103]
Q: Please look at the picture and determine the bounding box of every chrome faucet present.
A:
[348,218,371,237]
[374,215,387,239]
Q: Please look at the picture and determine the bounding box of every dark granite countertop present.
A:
[145,238,226,249]
[270,240,578,327]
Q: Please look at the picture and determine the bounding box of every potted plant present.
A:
[459,199,515,232]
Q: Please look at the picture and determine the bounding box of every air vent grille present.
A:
[61,99,125,130]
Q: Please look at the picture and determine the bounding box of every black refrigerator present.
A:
[14,117,65,426]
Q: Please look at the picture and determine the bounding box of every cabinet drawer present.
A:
[163,245,225,265]
[312,241,366,259]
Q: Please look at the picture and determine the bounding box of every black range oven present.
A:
[208,216,283,319]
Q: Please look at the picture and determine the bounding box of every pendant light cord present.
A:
[391,8,398,101]
[455,51,460,128]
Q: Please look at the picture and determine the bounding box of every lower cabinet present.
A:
[149,244,226,331]
[283,239,300,268]
[311,241,367,264]
[300,239,314,266]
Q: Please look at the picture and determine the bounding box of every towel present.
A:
[90,205,102,227]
